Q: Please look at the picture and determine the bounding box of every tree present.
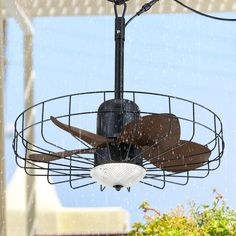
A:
[129,189,236,236]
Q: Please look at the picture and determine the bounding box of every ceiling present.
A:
[2,0,236,18]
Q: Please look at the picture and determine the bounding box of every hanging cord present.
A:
[173,0,236,21]
[125,0,160,26]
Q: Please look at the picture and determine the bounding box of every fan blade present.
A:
[142,141,211,172]
[118,114,180,150]
[28,148,96,162]
[51,116,111,147]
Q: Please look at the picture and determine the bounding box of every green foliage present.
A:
[129,190,236,236]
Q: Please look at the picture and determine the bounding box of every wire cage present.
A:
[13,90,224,190]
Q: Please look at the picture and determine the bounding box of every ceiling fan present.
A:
[13,0,224,191]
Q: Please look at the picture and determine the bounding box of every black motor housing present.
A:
[95,99,142,166]
[97,99,140,138]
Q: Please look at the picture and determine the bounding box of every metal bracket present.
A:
[108,0,129,5]
[100,185,106,191]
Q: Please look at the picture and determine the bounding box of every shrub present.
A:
[129,189,236,236]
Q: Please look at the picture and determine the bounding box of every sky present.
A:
[4,10,236,224]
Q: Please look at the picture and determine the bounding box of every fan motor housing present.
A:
[95,99,142,166]
[97,99,140,137]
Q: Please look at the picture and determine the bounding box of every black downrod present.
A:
[114,3,126,99]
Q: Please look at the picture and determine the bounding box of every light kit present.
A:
[13,0,230,191]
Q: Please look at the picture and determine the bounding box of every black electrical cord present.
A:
[125,0,160,26]
[173,0,236,22]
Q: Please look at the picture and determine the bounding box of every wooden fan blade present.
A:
[51,116,111,147]
[28,148,96,162]
[118,114,180,150]
[142,140,211,172]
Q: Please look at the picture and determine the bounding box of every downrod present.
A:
[114,2,126,99]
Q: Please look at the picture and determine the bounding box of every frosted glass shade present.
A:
[90,163,146,188]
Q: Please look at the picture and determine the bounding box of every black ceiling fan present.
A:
[13,0,224,191]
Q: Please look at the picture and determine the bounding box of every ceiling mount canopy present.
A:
[108,0,129,5]
[13,0,225,191]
